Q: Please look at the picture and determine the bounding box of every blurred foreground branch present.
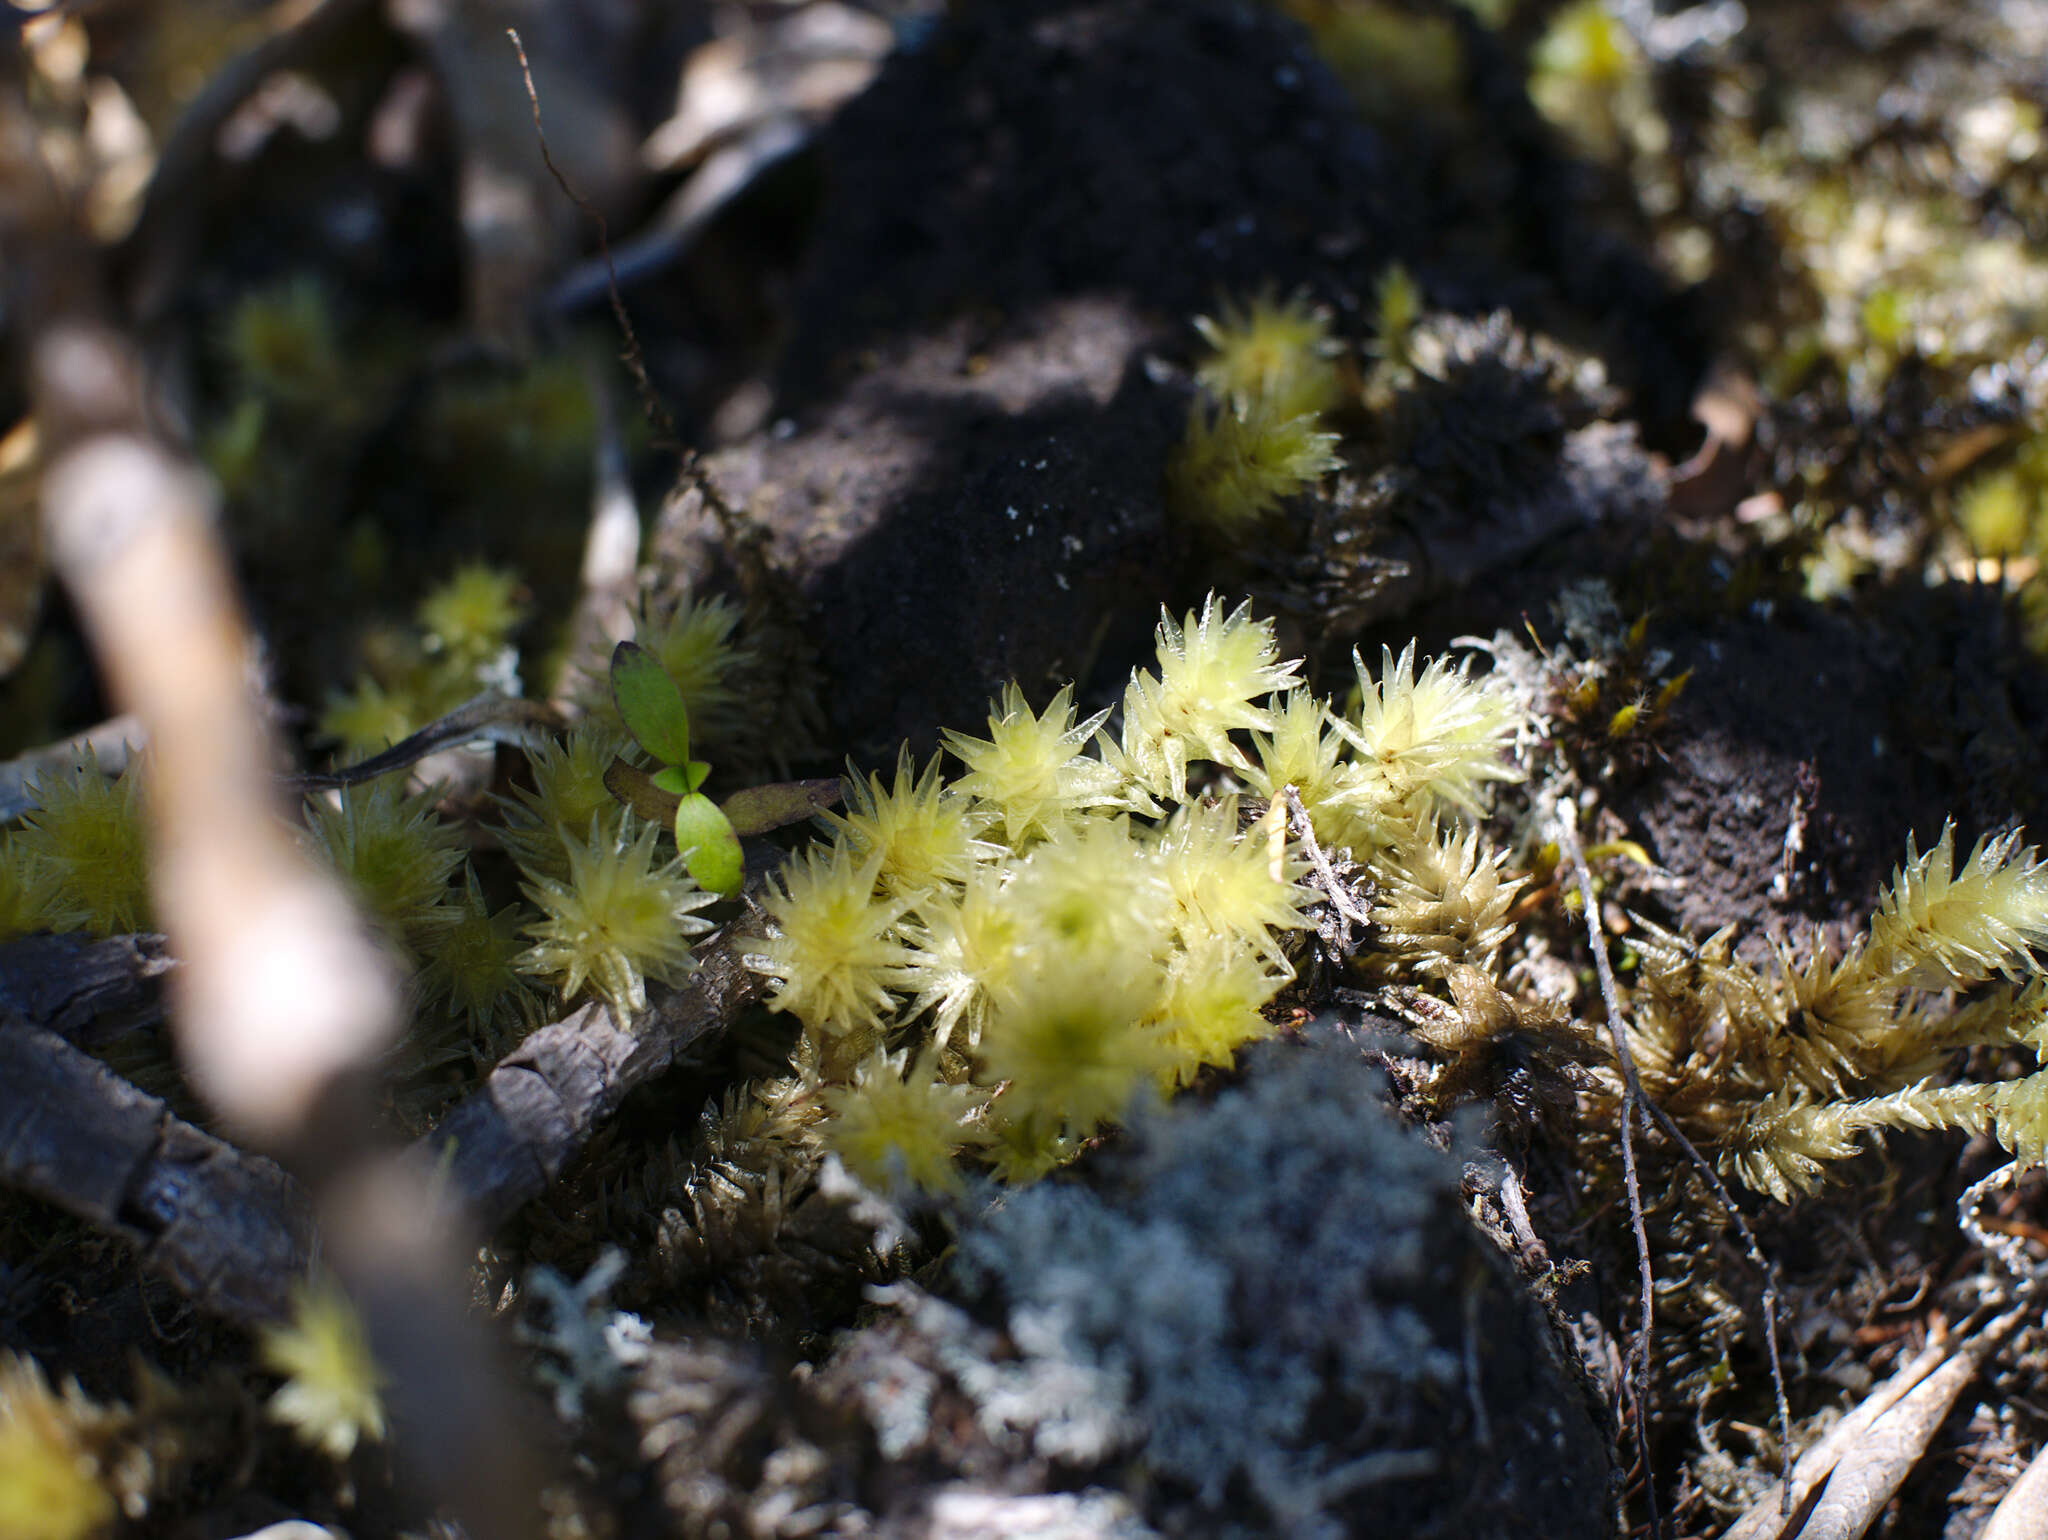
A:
[17,19,546,1505]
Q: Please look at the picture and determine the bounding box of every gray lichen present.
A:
[943,1032,1609,1538]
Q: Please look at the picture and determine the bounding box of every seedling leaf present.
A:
[611,642,692,766]
[675,792,743,897]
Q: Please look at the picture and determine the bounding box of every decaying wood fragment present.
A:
[427,914,768,1230]
[0,930,171,1048]
[0,912,768,1323]
[0,1019,313,1322]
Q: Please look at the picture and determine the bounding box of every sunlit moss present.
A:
[302,780,465,955]
[260,1277,388,1462]
[14,751,151,937]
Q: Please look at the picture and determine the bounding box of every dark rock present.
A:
[654,0,1413,759]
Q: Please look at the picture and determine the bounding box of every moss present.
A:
[317,562,533,762]
[497,724,632,883]
[302,779,464,958]
[417,869,538,1043]
[11,751,151,938]
[1281,0,1468,124]
[820,1048,990,1196]
[221,277,345,408]
[747,593,1524,1190]
[1192,289,1344,421]
[0,1354,118,1540]
[259,1277,388,1462]
[516,821,716,1017]
[420,352,599,486]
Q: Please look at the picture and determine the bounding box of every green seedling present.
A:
[604,641,840,897]
[609,641,743,897]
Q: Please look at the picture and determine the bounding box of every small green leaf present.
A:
[721,779,843,836]
[685,760,713,793]
[610,642,691,766]
[651,765,692,797]
[674,792,743,897]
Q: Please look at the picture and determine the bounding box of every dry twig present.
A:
[1727,1302,2034,1540]
[287,691,560,792]
[1282,785,1373,947]
[33,249,539,1534]
[508,27,673,444]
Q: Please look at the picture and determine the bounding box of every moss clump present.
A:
[820,1048,989,1196]
[1167,292,1348,538]
[318,563,530,762]
[0,1353,119,1540]
[258,1277,388,1462]
[516,820,717,1017]
[744,593,1519,1193]
[496,724,632,882]
[301,779,465,959]
[8,751,151,938]
[417,869,538,1044]
[1280,0,1467,124]
[1527,0,1661,166]
[1192,289,1344,421]
[219,277,345,408]
[1598,825,2048,1201]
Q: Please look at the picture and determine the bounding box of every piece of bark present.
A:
[0,910,766,1326]
[427,916,767,1231]
[0,1019,313,1322]
[0,931,171,1048]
